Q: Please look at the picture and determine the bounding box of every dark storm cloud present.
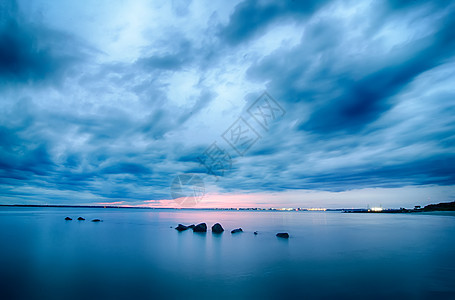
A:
[0,84,204,204]
[213,141,455,194]
[303,20,455,134]
[0,130,55,184]
[0,0,207,204]
[218,0,331,46]
[225,0,455,194]
[101,163,152,176]
[0,0,90,85]
[247,6,455,134]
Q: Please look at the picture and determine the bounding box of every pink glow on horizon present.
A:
[140,193,268,208]
[93,185,455,209]
[96,193,271,209]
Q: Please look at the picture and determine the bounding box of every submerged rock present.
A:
[77,217,85,221]
[65,217,72,221]
[211,223,224,233]
[276,232,289,238]
[175,224,190,231]
[193,223,207,232]
[92,219,102,222]
[231,228,243,234]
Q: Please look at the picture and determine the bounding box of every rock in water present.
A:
[254,231,258,235]
[211,223,224,233]
[65,217,72,221]
[188,224,195,229]
[175,224,189,231]
[77,217,85,221]
[92,219,102,222]
[231,228,243,234]
[276,232,289,238]
[193,223,207,232]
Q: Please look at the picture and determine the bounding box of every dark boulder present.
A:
[211,223,224,233]
[188,224,195,229]
[175,224,190,231]
[193,223,207,232]
[231,228,243,234]
[253,231,258,235]
[77,217,85,221]
[276,232,289,238]
[92,219,102,222]
[65,217,72,221]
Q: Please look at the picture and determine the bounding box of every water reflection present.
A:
[0,207,454,299]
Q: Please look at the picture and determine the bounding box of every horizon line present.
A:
[0,203,432,210]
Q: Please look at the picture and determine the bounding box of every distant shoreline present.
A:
[0,204,156,209]
[1,201,454,212]
[344,201,455,213]
[0,204,342,211]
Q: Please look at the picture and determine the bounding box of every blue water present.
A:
[0,207,454,299]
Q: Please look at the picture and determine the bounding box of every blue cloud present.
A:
[218,0,330,46]
[0,0,89,85]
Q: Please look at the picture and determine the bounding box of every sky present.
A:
[0,0,454,209]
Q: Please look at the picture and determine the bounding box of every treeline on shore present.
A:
[422,201,455,211]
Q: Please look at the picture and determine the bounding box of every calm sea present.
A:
[0,207,454,299]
